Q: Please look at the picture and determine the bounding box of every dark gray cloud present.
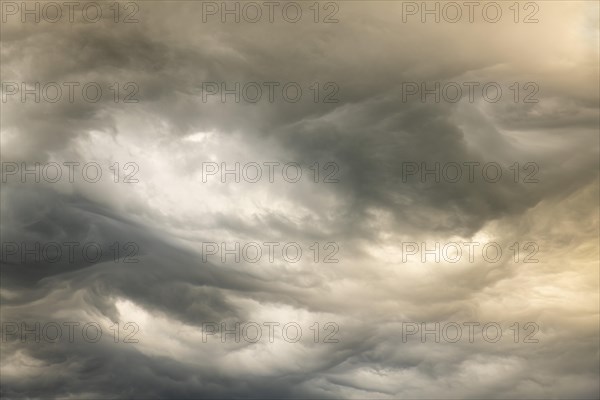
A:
[1,1,598,399]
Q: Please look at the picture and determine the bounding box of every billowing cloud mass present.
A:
[1,1,599,398]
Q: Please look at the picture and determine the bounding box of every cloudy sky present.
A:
[1,0,599,398]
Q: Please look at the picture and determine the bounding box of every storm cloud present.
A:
[1,1,599,399]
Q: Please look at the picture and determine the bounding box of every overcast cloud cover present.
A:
[0,0,599,398]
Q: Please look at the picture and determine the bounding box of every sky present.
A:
[1,1,599,398]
